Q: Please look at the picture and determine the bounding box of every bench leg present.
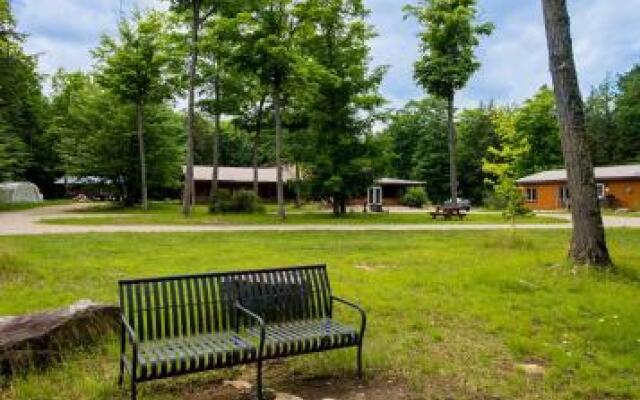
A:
[357,344,363,379]
[131,376,137,400]
[256,358,264,400]
[118,359,124,387]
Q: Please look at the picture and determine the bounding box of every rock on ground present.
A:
[0,299,119,375]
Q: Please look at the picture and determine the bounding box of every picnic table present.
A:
[430,205,468,221]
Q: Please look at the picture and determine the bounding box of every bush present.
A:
[211,189,264,213]
[402,187,428,208]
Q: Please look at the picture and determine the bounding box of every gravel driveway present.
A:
[0,204,638,236]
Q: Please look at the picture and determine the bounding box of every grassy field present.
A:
[43,202,563,225]
[2,229,640,399]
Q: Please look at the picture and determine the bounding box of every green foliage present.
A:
[46,71,184,203]
[514,86,562,175]
[382,98,450,202]
[0,0,49,188]
[483,109,531,221]
[93,11,175,105]
[457,104,499,204]
[404,0,493,99]
[210,189,265,213]
[584,65,640,166]
[613,65,640,163]
[585,76,618,165]
[401,186,428,208]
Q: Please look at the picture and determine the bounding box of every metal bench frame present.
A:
[118,264,366,400]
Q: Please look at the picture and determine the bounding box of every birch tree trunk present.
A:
[182,0,200,216]
[447,92,458,205]
[541,0,612,267]
[136,100,148,210]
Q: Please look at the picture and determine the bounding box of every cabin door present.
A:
[558,186,570,208]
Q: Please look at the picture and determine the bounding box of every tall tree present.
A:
[301,0,385,215]
[169,0,218,215]
[200,6,246,211]
[541,0,611,267]
[93,12,173,209]
[405,0,492,205]
[235,0,309,220]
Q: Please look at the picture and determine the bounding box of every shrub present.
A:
[402,187,428,208]
[211,189,264,213]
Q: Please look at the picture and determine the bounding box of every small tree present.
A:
[405,0,493,205]
[93,12,173,209]
[483,109,530,225]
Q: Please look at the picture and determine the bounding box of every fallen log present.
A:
[0,299,118,376]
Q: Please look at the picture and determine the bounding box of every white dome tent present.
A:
[0,182,43,204]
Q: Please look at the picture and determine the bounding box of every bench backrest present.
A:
[118,265,331,341]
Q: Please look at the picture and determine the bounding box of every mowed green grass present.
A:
[42,202,563,225]
[2,230,640,399]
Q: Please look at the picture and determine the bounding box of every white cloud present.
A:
[13,0,640,108]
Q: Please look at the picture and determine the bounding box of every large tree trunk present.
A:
[136,100,148,210]
[208,70,221,212]
[182,0,200,216]
[252,94,266,196]
[273,87,285,220]
[541,0,612,267]
[447,93,458,205]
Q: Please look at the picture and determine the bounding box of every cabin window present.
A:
[524,187,537,202]
[596,183,605,199]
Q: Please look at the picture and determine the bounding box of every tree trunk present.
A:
[273,87,285,220]
[447,92,458,205]
[252,94,266,196]
[182,0,200,216]
[208,71,221,212]
[136,100,148,210]
[541,0,612,267]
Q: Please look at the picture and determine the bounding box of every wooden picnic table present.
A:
[430,205,468,221]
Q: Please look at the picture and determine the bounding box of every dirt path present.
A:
[0,204,638,236]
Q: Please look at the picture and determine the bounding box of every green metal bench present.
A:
[118,264,366,400]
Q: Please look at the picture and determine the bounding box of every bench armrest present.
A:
[121,314,139,348]
[331,295,367,339]
[235,301,266,359]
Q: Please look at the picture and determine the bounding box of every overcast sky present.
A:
[12,0,640,109]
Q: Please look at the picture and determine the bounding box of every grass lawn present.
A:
[0,199,71,212]
[42,202,563,225]
[2,229,640,399]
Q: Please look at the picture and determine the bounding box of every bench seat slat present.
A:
[247,319,358,357]
[136,332,254,380]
